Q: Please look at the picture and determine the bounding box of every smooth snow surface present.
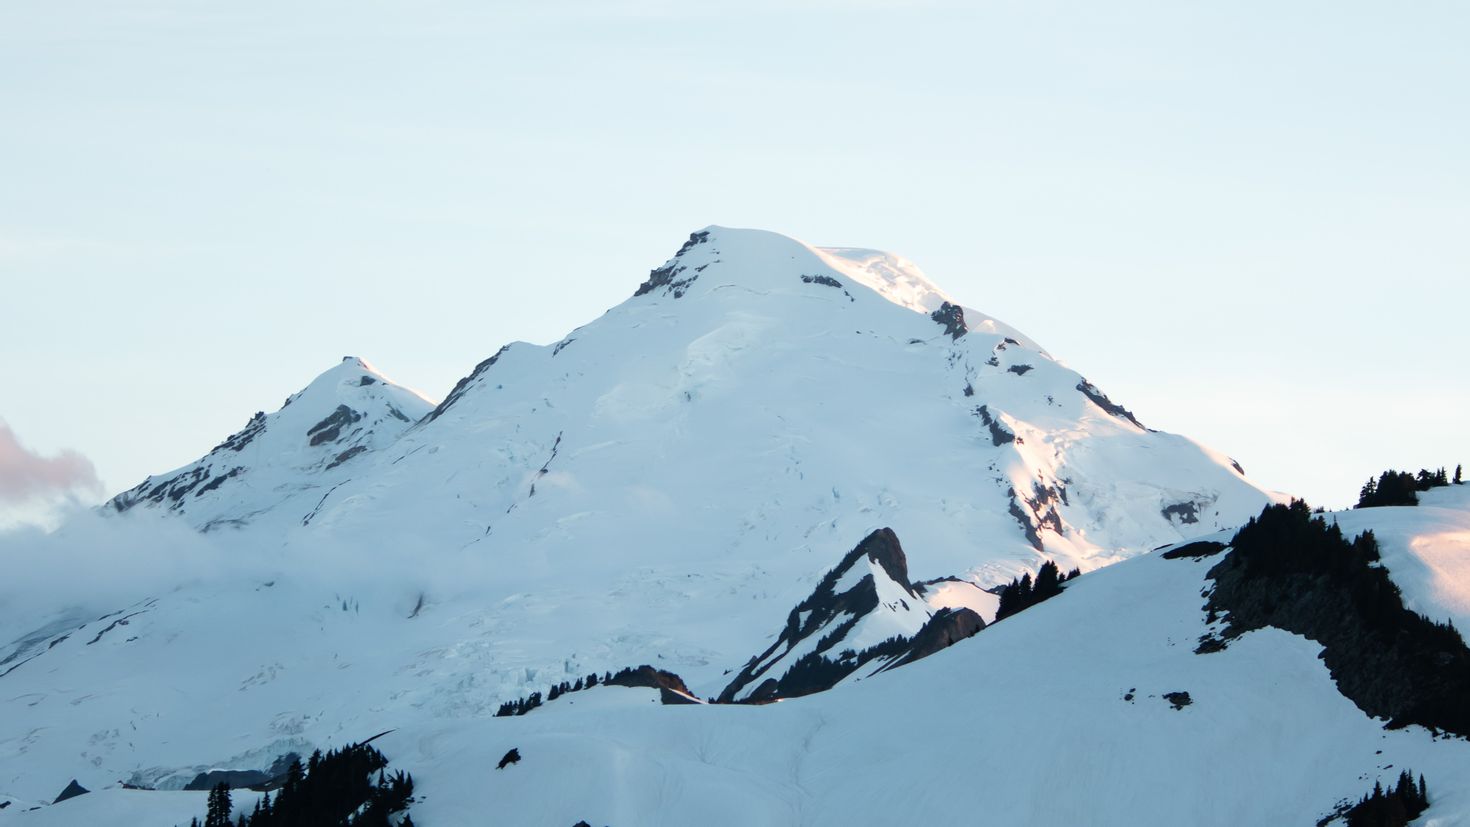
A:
[1336,485,1470,632]
[0,226,1350,825]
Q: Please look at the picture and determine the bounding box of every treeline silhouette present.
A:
[757,633,913,700]
[994,560,1080,621]
[496,665,691,717]
[1206,500,1470,736]
[1342,770,1429,827]
[1357,465,1460,508]
[189,743,414,827]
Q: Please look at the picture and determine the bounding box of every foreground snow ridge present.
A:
[12,227,1466,825]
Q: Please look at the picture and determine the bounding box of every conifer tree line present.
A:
[1356,465,1459,509]
[496,665,688,716]
[1342,769,1429,827]
[1209,500,1470,735]
[497,671,605,716]
[187,742,414,827]
[994,560,1081,621]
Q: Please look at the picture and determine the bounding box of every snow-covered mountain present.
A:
[15,225,1410,825]
[106,357,433,532]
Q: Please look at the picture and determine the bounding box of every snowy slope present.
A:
[1334,485,1470,632]
[13,497,1470,826]
[330,497,1470,826]
[0,226,1288,821]
[106,357,433,532]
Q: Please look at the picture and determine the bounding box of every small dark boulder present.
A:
[52,780,89,804]
[1163,691,1192,710]
[497,747,521,770]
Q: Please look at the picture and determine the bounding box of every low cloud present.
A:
[0,420,103,503]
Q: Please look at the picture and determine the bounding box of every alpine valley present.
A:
[2,228,1467,826]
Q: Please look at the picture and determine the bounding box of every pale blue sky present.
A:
[2,1,1466,516]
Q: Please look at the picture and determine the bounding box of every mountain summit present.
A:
[3,227,1284,817]
[107,356,433,531]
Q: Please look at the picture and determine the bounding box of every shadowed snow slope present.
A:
[20,498,1468,825]
[368,514,1470,827]
[2,227,1290,820]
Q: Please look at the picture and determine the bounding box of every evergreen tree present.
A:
[1456,465,1463,485]
[203,782,232,827]
[1033,560,1062,600]
[283,757,304,796]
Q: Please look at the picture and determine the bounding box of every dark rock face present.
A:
[358,376,377,386]
[718,529,918,702]
[718,529,985,703]
[605,664,695,699]
[1159,540,1226,560]
[184,769,271,791]
[1007,364,1033,376]
[110,466,208,512]
[326,445,369,470]
[675,230,710,257]
[217,412,267,453]
[307,405,362,447]
[930,302,968,339]
[197,467,243,496]
[633,231,710,299]
[52,779,88,804]
[1005,482,1065,553]
[974,405,1015,447]
[1161,502,1200,524]
[1202,502,1470,736]
[497,748,521,770]
[1075,380,1147,430]
[1163,691,1193,710]
[108,411,268,514]
[1007,491,1044,551]
[879,607,985,672]
[425,344,512,423]
[634,262,698,299]
[801,274,856,301]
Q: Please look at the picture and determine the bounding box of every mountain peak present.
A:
[628,227,1044,352]
[107,357,434,530]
